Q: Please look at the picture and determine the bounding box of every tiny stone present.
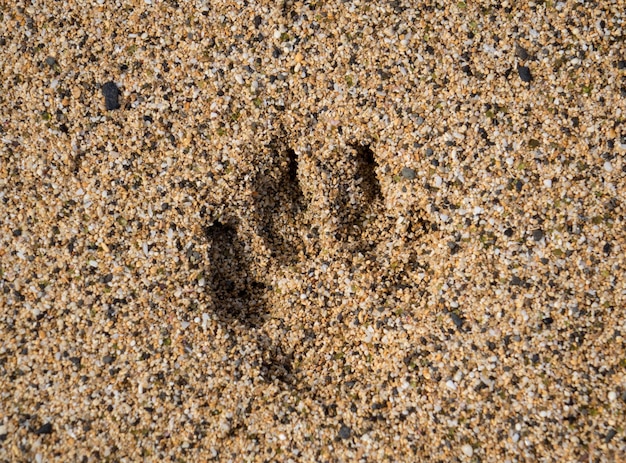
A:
[449,312,464,330]
[102,81,120,111]
[517,65,532,82]
[532,229,545,241]
[401,167,416,180]
[603,161,613,172]
[45,56,57,67]
[605,429,617,443]
[461,444,474,457]
[445,380,457,390]
[34,423,53,435]
[608,391,617,401]
[338,424,351,440]
[515,44,530,60]
[103,355,115,364]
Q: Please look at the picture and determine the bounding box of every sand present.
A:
[1,0,625,461]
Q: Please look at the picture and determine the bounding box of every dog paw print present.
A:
[203,137,425,385]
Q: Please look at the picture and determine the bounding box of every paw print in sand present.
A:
[203,137,424,385]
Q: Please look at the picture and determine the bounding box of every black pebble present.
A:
[605,429,617,443]
[45,56,57,67]
[517,65,532,82]
[338,424,352,440]
[449,312,464,330]
[103,355,115,364]
[616,60,626,70]
[34,423,53,435]
[515,44,530,61]
[102,81,120,110]
[253,15,262,28]
[510,276,523,286]
[532,229,545,241]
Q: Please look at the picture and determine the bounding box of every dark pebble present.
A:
[253,15,262,28]
[504,228,514,237]
[45,56,57,67]
[616,60,626,70]
[425,148,434,156]
[102,81,120,111]
[542,316,553,326]
[532,229,545,241]
[401,167,416,180]
[510,276,524,286]
[103,355,115,364]
[34,423,53,435]
[603,242,612,255]
[515,44,530,61]
[338,424,352,440]
[449,312,464,330]
[605,429,617,443]
[447,241,460,254]
[517,65,532,82]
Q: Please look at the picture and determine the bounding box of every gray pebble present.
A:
[401,167,416,180]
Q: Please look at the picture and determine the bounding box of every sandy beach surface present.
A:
[1,1,625,461]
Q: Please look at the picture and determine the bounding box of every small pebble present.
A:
[517,65,532,83]
[461,444,474,457]
[45,56,57,67]
[401,167,416,180]
[532,229,545,241]
[34,423,53,435]
[338,424,352,440]
[102,81,120,110]
[449,312,464,330]
[515,44,530,61]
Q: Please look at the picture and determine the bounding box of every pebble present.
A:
[34,423,53,435]
[338,424,352,440]
[401,167,416,180]
[517,65,532,83]
[514,44,531,61]
[102,81,120,110]
[461,444,474,457]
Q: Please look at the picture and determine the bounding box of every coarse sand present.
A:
[1,1,625,461]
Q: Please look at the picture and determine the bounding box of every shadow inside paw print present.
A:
[332,143,384,245]
[253,146,306,263]
[204,219,294,384]
[205,220,267,328]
